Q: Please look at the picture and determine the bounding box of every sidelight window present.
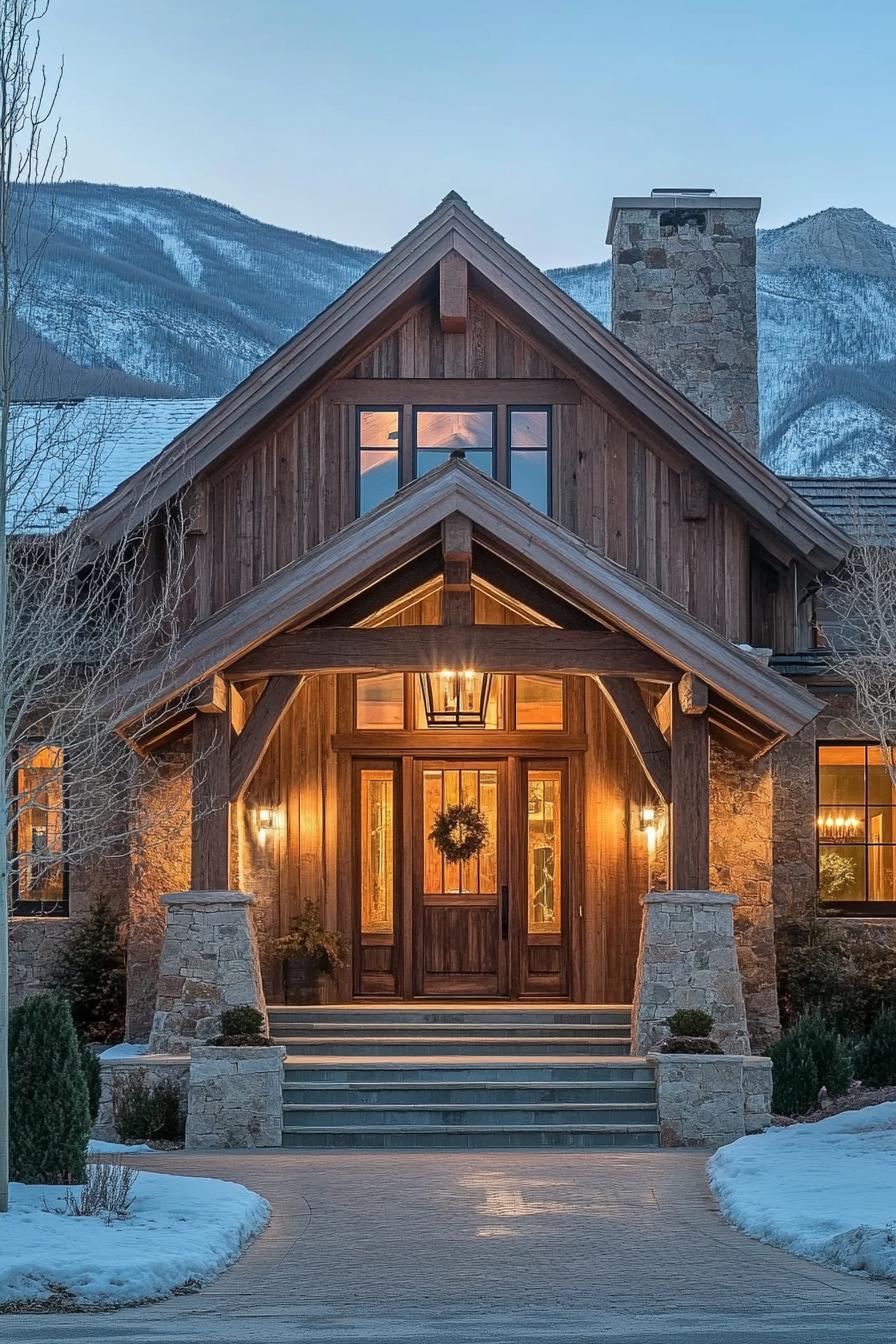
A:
[527,768,561,933]
[817,743,896,910]
[360,768,395,934]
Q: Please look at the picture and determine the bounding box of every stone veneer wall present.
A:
[185,1045,286,1149]
[710,741,779,1051]
[610,200,760,453]
[93,1055,190,1143]
[773,686,896,960]
[648,1051,772,1148]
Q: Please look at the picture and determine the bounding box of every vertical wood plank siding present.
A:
[187,291,750,645]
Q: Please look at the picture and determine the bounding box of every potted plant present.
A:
[271,900,348,1004]
[660,1008,723,1055]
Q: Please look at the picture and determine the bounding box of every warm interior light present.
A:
[420,669,493,729]
[640,806,656,830]
[817,810,861,840]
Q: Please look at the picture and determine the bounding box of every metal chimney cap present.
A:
[650,187,716,197]
[606,193,761,244]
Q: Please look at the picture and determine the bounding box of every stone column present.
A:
[632,890,750,1055]
[148,891,267,1054]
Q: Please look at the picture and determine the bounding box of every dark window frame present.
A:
[356,405,403,517]
[508,404,552,515]
[816,739,896,917]
[11,743,69,917]
[413,405,497,481]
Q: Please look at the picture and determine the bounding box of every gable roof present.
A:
[113,458,822,745]
[80,193,849,571]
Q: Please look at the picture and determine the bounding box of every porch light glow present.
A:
[256,806,277,843]
[419,669,493,729]
[639,805,656,831]
[816,811,861,841]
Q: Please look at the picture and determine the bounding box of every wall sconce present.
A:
[256,807,276,844]
[639,803,658,856]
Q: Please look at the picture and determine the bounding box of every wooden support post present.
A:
[678,672,709,716]
[597,676,672,804]
[195,673,227,714]
[439,251,467,333]
[670,683,710,890]
[191,691,232,890]
[441,513,473,626]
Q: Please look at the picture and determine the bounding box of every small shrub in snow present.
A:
[79,1042,102,1125]
[666,1008,714,1038]
[776,920,896,1036]
[52,897,126,1043]
[57,1160,137,1222]
[853,1008,896,1087]
[220,1005,265,1037]
[9,992,91,1184]
[770,1012,852,1116]
[113,1075,184,1145]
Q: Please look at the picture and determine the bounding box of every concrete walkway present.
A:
[5,1148,896,1343]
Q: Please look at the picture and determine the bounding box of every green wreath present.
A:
[429,801,489,863]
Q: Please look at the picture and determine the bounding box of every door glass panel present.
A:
[422,767,498,897]
[528,769,561,933]
[516,675,563,730]
[360,769,394,933]
[356,673,404,729]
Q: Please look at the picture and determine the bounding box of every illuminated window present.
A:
[358,408,400,515]
[13,745,66,915]
[509,407,550,513]
[516,675,563,730]
[528,769,561,933]
[414,408,495,480]
[356,673,405,729]
[817,744,896,908]
[360,769,394,933]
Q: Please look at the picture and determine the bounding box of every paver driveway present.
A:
[4,1148,896,1343]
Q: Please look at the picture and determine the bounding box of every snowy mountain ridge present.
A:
[15,182,896,477]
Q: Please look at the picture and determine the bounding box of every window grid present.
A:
[817,742,896,912]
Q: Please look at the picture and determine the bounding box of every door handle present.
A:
[500,885,509,940]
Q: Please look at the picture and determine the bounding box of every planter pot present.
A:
[283,954,329,1004]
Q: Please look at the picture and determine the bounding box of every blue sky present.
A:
[42,0,896,266]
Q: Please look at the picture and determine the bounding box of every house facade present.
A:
[11,189,893,1075]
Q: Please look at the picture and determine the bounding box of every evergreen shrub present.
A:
[770,1011,852,1116]
[853,1009,896,1088]
[53,897,126,1042]
[9,992,91,1184]
[113,1074,184,1145]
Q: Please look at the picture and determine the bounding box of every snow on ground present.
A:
[0,1167,269,1307]
[709,1102,896,1280]
[99,1042,150,1060]
[88,1139,153,1155]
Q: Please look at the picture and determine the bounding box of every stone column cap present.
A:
[641,889,738,908]
[161,890,256,907]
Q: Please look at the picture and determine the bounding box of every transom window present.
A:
[356,405,551,517]
[817,743,896,911]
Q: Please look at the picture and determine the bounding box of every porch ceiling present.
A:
[111,459,822,747]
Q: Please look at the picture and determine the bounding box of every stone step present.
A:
[283,1102,659,1127]
[271,1021,629,1039]
[280,1123,660,1150]
[283,1058,653,1083]
[273,1034,632,1055]
[269,1005,632,1026]
[282,1079,657,1105]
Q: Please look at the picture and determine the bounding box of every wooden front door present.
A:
[414,761,508,997]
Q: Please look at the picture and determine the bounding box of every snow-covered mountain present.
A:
[15,182,896,476]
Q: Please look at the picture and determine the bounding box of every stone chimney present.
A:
[607,189,761,453]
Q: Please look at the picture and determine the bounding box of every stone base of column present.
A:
[148,891,267,1054]
[632,890,750,1055]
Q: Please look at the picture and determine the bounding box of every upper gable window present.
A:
[358,408,401,515]
[509,407,551,513]
[415,409,495,480]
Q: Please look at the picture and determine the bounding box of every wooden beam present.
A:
[678,672,709,716]
[195,673,227,714]
[229,675,305,802]
[472,546,606,630]
[439,251,467,332]
[228,626,678,680]
[328,378,582,405]
[654,686,673,740]
[670,689,710,890]
[442,513,473,626]
[597,677,672,804]
[311,547,442,628]
[191,695,232,890]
